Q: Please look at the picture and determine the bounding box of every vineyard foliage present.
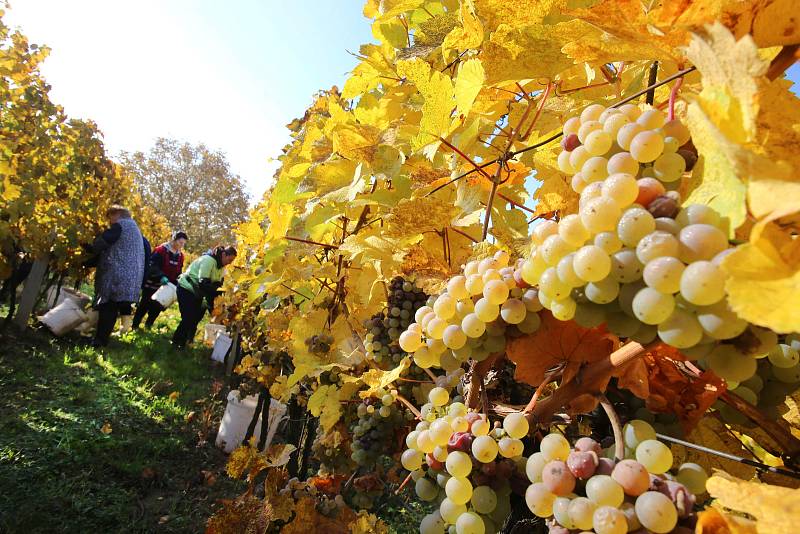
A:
[0,11,168,279]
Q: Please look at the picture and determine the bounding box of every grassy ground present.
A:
[0,309,245,533]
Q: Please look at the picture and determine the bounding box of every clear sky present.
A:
[6,0,375,199]
[6,3,800,201]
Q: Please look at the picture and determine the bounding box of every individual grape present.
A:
[601,173,639,207]
[500,298,526,324]
[481,268,501,283]
[525,482,556,517]
[655,216,681,236]
[555,254,583,288]
[585,475,625,507]
[540,433,571,461]
[465,274,485,297]
[563,116,581,135]
[435,294,457,320]
[542,460,577,495]
[679,261,725,306]
[566,450,598,479]
[631,322,658,343]
[440,499,467,525]
[657,309,703,348]
[648,195,680,219]
[539,267,572,301]
[402,449,424,471]
[445,476,473,505]
[623,419,657,449]
[446,451,473,478]
[503,412,529,439]
[585,277,620,305]
[610,249,644,283]
[578,121,603,145]
[643,256,685,294]
[435,443,452,461]
[696,300,748,340]
[594,231,623,254]
[629,131,665,163]
[518,311,542,334]
[569,145,591,171]
[571,173,587,193]
[472,435,499,463]
[635,177,666,207]
[582,156,610,183]
[662,136,680,153]
[550,296,577,321]
[772,363,800,383]
[417,477,440,501]
[443,325,467,350]
[430,387,450,407]
[581,104,606,123]
[580,197,622,233]
[400,330,424,352]
[632,287,675,325]
[559,214,590,247]
[653,152,686,182]
[637,108,666,129]
[427,317,448,340]
[532,220,559,244]
[552,496,576,529]
[634,491,678,533]
[676,462,708,495]
[636,231,679,263]
[573,245,612,282]
[617,208,656,248]
[558,150,576,174]
[431,419,455,446]
[575,436,601,454]
[420,511,446,534]
[474,298,500,323]
[574,302,606,328]
[606,152,638,177]
[603,113,632,138]
[461,313,486,338]
[541,234,575,266]
[707,345,757,382]
[768,344,800,368]
[611,460,650,496]
[676,204,723,228]
[593,505,628,534]
[585,130,613,156]
[635,439,673,474]
[415,305,434,323]
[606,311,641,337]
[526,452,547,482]
[678,224,728,263]
[471,485,498,514]
[568,496,597,530]
[617,123,645,150]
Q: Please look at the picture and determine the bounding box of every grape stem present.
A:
[395,394,422,420]
[599,395,625,461]
[668,76,683,121]
[395,471,413,495]
[421,368,438,382]
[283,235,338,249]
[522,366,563,414]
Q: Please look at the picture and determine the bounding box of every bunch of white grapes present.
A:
[402,387,532,534]
[398,250,543,372]
[526,419,707,534]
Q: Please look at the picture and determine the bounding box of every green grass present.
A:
[0,309,245,533]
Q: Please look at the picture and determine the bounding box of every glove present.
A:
[160,276,169,286]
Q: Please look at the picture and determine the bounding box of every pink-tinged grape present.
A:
[696,300,748,340]
[563,116,581,135]
[445,451,473,478]
[635,177,666,207]
[630,131,665,163]
[557,254,585,288]
[607,152,639,176]
[617,122,645,150]
[402,449,424,471]
[611,459,651,496]
[581,104,606,123]
[585,130,613,156]
[552,496,576,529]
[678,224,728,263]
[769,344,800,368]
[503,412,529,439]
[542,460,577,495]
[474,297,499,323]
[585,277,620,305]
[653,152,686,182]
[643,256,685,294]
[632,287,675,325]
[652,478,696,518]
[634,491,678,533]
[585,475,625,507]
[420,511,446,534]
[540,433,571,461]
[569,145,591,171]
[573,245,612,282]
[568,497,597,530]
[526,452,547,482]
[596,457,615,475]
[707,345,757,382]
[623,419,656,449]
[559,214,590,247]
[676,462,708,495]
[525,482,556,517]
[443,324,467,350]
[445,476,473,505]
[635,439,673,474]
[657,309,703,348]
[575,436,602,454]
[567,450,598,479]
[532,219,559,244]
[500,298,526,324]
[471,485,498,515]
[661,119,691,145]
[602,172,639,207]
[593,505,628,534]
[581,197,622,233]
[472,435,499,463]
[448,431,474,453]
[637,108,666,129]
[440,498,466,524]
[551,297,577,321]
[610,249,644,283]
[541,234,575,266]
[582,156,610,183]
[618,207,656,248]
[595,231,623,254]
[679,261,725,306]
[636,231,679,263]
[539,267,571,301]
[603,113,632,138]
[561,133,581,152]
[522,289,543,312]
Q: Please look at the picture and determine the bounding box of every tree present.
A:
[120,138,250,253]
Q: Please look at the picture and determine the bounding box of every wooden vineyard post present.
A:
[13,256,49,329]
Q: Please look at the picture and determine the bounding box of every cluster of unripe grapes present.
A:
[364,276,429,366]
[526,419,707,534]
[349,391,411,467]
[398,250,543,371]
[401,388,531,534]
[278,476,347,517]
[305,333,334,354]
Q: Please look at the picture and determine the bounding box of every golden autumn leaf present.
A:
[454,58,485,118]
[670,417,757,482]
[705,471,800,533]
[281,497,357,534]
[696,506,757,534]
[396,57,455,150]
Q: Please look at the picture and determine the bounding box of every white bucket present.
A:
[204,323,227,346]
[151,282,177,308]
[215,390,287,453]
[39,299,88,336]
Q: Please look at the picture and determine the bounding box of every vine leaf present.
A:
[670,417,757,482]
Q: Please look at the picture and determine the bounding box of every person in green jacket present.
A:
[171,245,237,348]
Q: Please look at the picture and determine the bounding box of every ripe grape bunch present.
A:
[402,386,532,534]
[526,419,707,534]
[398,250,543,372]
[522,103,755,353]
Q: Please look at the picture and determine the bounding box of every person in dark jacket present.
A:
[132,231,188,329]
[83,205,145,347]
[171,245,236,349]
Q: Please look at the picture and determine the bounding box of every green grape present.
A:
[461,313,486,338]
[500,298,526,324]
[643,256,685,294]
[474,297,500,323]
[399,330,423,352]
[420,511,447,534]
[445,476,473,505]
[465,274,485,296]
[634,491,678,533]
[606,151,639,176]
[443,325,467,350]
[471,485,498,514]
[445,451,472,478]
[498,437,524,458]
[632,287,675,325]
[585,475,625,507]
[483,279,509,306]
[678,224,728,263]
[679,261,725,306]
[581,197,622,233]
[606,311,641,337]
[551,296,577,321]
[455,511,484,534]
[416,477,440,501]
[568,496,597,530]
[552,496,576,529]
[586,277,620,304]
[472,435,499,463]
[635,439,673,474]
[429,387,450,407]
[637,108,666,129]
[573,245,612,282]
[525,482,556,517]
[402,449,423,470]
[657,309,703,348]
[574,302,607,328]
[593,505,628,534]
[676,204,722,228]
[434,293,457,320]
[526,452,547,482]
[617,207,656,248]
[539,267,572,300]
[447,275,469,300]
[440,498,467,524]
[558,149,575,174]
[503,412,529,439]
[602,172,639,207]
[595,231,623,254]
[655,216,681,235]
[557,254,584,288]
[768,344,800,369]
[623,419,657,449]
[610,249,644,283]
[636,231,679,263]
[661,118,691,145]
[517,311,542,334]
[707,345,757,383]
[578,120,603,143]
[629,130,664,162]
[603,113,632,139]
[696,300,748,340]
[772,363,800,383]
[653,151,686,182]
[472,418,490,436]
[581,104,606,123]
[676,462,708,495]
[434,444,451,461]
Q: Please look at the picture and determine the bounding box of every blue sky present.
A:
[6,2,800,200]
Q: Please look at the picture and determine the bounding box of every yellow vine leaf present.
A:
[705,471,800,533]
[669,416,756,481]
[307,384,342,432]
[454,58,485,118]
[396,57,455,150]
[343,356,411,399]
[442,0,484,60]
[349,510,390,534]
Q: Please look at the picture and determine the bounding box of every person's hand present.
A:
[160,276,169,286]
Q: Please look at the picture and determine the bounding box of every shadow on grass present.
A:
[0,310,245,533]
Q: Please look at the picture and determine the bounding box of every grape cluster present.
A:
[398,250,543,371]
[401,388,532,534]
[305,333,334,354]
[526,419,706,534]
[364,277,429,366]
[279,477,347,517]
[523,103,759,354]
[350,392,410,467]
